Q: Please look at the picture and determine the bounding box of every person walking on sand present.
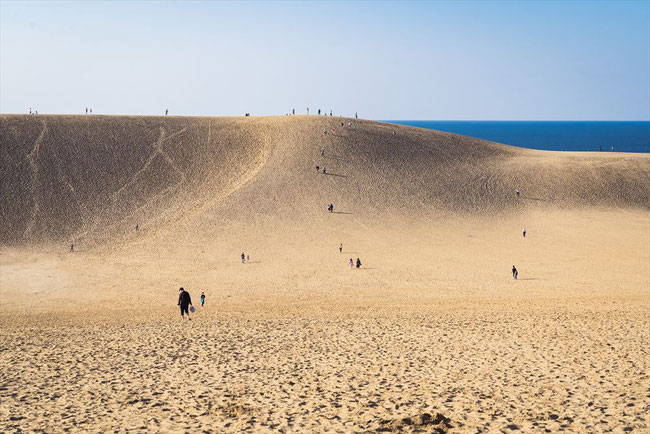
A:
[355,112,358,119]
[512,265,518,280]
[522,228,526,238]
[321,146,325,156]
[328,204,334,212]
[318,109,321,115]
[339,243,343,253]
[85,107,88,115]
[316,165,320,173]
[241,252,246,263]
[515,189,520,197]
[165,108,168,116]
[322,166,326,174]
[247,254,250,263]
[356,258,362,269]
[307,107,309,115]
[200,292,205,307]
[178,287,193,320]
[70,243,74,253]
[292,108,295,115]
[349,258,354,269]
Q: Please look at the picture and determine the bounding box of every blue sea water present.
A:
[383,121,650,153]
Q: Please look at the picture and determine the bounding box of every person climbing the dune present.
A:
[200,292,205,307]
[70,244,74,253]
[349,258,354,269]
[339,243,343,253]
[328,204,334,212]
[322,166,327,174]
[316,165,320,173]
[515,189,520,197]
[178,287,193,320]
[512,265,518,280]
[522,228,526,238]
[356,258,362,269]
[241,252,246,263]
[321,147,325,156]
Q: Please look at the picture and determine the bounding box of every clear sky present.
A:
[1,0,648,120]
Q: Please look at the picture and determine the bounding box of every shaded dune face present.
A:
[1,115,648,246]
[0,116,272,245]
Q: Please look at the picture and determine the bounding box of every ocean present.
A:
[383,121,650,153]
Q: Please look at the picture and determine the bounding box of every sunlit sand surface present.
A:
[1,115,648,432]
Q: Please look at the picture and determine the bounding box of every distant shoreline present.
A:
[383,120,650,153]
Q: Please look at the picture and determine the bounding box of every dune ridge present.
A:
[1,115,648,247]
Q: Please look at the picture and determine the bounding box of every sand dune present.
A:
[1,115,648,432]
[1,115,647,245]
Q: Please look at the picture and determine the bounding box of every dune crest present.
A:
[1,115,647,247]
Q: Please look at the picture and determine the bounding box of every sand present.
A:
[1,115,648,432]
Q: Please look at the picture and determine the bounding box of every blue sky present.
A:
[1,1,648,120]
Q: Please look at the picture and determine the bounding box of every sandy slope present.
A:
[0,115,648,432]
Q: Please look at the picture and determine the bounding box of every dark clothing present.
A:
[180,304,189,315]
[178,290,192,307]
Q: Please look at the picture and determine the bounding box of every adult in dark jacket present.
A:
[178,287,193,320]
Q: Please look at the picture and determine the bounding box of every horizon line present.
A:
[1,112,649,122]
